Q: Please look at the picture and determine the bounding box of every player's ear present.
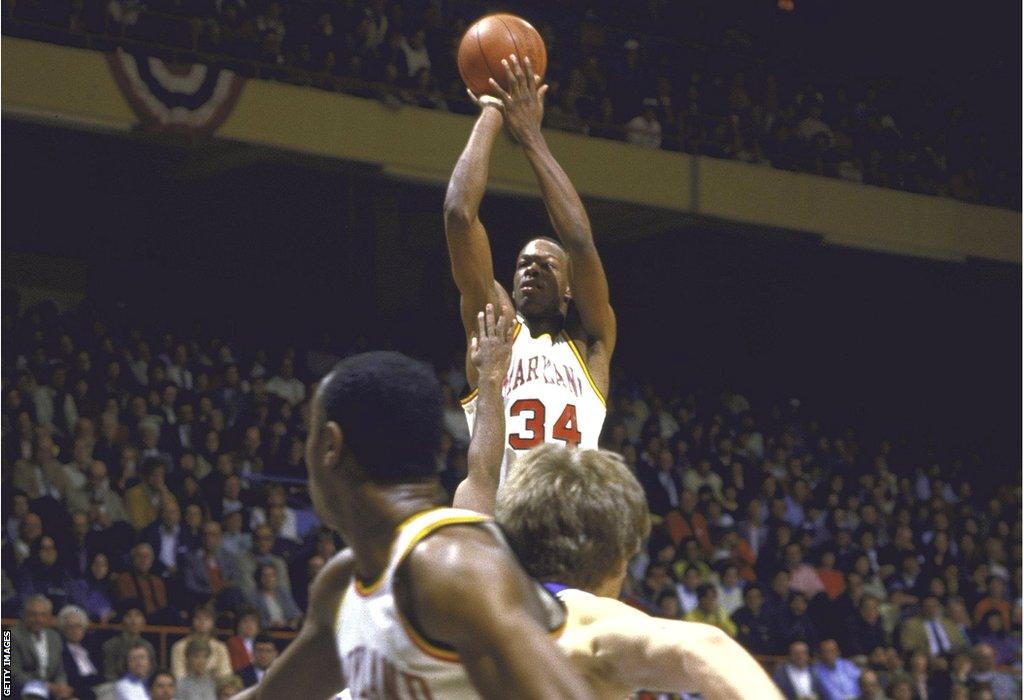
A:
[324,421,344,468]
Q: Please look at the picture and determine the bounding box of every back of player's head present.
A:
[319,351,441,481]
[496,444,651,591]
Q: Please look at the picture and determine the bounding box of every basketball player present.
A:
[454,307,782,699]
[235,351,593,699]
[445,52,614,480]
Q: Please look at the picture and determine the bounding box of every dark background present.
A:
[2,118,1020,474]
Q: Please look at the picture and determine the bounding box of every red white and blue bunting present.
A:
[105,47,246,135]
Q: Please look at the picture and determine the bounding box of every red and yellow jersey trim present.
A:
[352,507,451,597]
[561,332,607,407]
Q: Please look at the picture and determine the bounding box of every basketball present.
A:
[457,14,548,97]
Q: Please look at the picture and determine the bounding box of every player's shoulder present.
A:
[307,547,355,627]
[561,589,650,627]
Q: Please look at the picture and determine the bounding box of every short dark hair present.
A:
[253,633,276,649]
[523,235,566,253]
[696,583,715,600]
[148,669,174,690]
[140,456,166,478]
[319,351,441,481]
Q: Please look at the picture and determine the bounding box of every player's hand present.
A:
[466,89,504,115]
[470,303,513,386]
[488,54,547,143]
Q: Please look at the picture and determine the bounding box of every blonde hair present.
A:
[495,445,650,591]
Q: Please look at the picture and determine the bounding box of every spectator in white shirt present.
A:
[627,100,663,149]
[114,643,152,700]
[265,358,305,407]
[166,343,194,391]
[401,29,431,78]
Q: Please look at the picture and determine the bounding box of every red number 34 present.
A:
[508,399,582,449]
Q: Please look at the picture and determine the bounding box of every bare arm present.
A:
[453,304,512,515]
[571,615,781,699]
[444,102,513,385]
[402,527,595,699]
[232,549,353,700]
[492,56,616,350]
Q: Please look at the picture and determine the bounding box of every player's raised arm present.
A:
[399,527,595,700]
[231,549,353,700]
[564,611,781,699]
[489,55,616,351]
[453,303,512,514]
[444,95,514,385]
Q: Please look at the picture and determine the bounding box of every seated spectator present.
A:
[905,649,943,700]
[811,638,861,700]
[887,553,926,606]
[784,542,826,599]
[177,638,217,700]
[844,595,889,661]
[57,605,103,700]
[15,536,69,612]
[731,584,776,654]
[683,583,737,637]
[252,563,301,630]
[216,673,245,699]
[211,474,249,523]
[237,524,292,599]
[714,562,745,615]
[816,549,846,600]
[148,669,177,700]
[170,605,232,680]
[776,592,821,652]
[976,609,1019,667]
[140,496,194,577]
[11,594,71,698]
[968,642,1019,700]
[249,484,299,543]
[113,642,152,700]
[220,508,251,559]
[125,457,173,531]
[239,634,279,688]
[665,489,712,552]
[973,576,1011,629]
[682,457,724,499]
[101,608,156,682]
[673,565,702,615]
[772,640,829,700]
[113,543,175,624]
[182,521,245,613]
[626,100,663,149]
[899,594,968,658]
[226,608,261,672]
[67,459,134,551]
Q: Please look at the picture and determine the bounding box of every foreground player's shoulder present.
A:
[307,547,355,629]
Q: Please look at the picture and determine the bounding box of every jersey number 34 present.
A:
[508,399,582,449]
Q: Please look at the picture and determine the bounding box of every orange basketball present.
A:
[457,14,548,97]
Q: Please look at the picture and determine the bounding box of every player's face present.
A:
[513,240,569,319]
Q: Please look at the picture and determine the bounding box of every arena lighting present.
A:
[778,0,795,10]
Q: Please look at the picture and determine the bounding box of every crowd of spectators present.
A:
[5,0,1019,209]
[4,295,1021,699]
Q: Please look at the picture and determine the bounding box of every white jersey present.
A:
[461,318,607,482]
[334,507,565,699]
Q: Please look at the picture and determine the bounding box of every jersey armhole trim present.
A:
[352,506,449,597]
[561,332,607,407]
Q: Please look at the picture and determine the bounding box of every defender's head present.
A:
[513,238,571,322]
[495,444,650,596]
[306,351,442,530]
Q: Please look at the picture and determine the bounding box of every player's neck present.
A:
[342,479,448,584]
[521,313,563,338]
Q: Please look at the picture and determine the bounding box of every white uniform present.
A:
[334,507,565,699]
[461,319,607,482]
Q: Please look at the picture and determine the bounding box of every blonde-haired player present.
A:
[454,305,783,699]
